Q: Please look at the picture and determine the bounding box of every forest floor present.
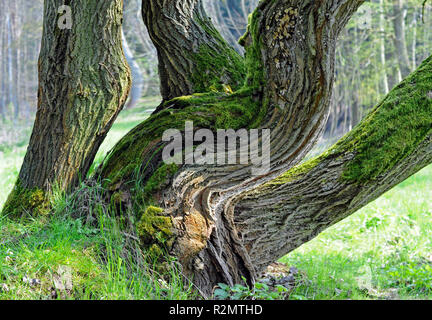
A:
[0,97,431,300]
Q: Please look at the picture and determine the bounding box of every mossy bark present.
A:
[142,0,246,105]
[3,0,131,216]
[235,55,432,272]
[7,0,429,298]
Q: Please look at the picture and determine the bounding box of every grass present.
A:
[281,164,432,300]
[0,97,196,300]
[1,96,432,300]
[0,199,195,299]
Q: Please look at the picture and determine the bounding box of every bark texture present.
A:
[234,55,432,272]
[3,0,131,216]
[6,0,431,299]
[142,0,246,103]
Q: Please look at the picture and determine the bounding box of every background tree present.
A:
[3,0,131,215]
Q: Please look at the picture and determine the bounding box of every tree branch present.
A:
[239,0,366,176]
[234,55,432,273]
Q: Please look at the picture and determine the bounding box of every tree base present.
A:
[1,180,50,217]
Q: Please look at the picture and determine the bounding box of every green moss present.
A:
[101,88,265,185]
[270,156,322,185]
[332,55,432,182]
[142,163,179,199]
[136,206,173,249]
[99,5,271,191]
[148,244,165,258]
[190,44,246,93]
[2,180,50,217]
[242,8,266,89]
[270,56,432,185]
[191,17,246,93]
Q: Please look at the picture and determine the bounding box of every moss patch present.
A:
[242,8,267,89]
[142,163,179,199]
[136,206,174,254]
[191,16,246,93]
[2,180,50,217]
[265,56,432,186]
[270,156,323,185]
[99,4,276,198]
[100,88,265,186]
[334,55,432,182]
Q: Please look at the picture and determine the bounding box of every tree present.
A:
[3,0,131,215]
[122,29,144,109]
[392,0,412,78]
[141,0,246,104]
[3,0,432,297]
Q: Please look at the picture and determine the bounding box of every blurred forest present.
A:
[0,0,431,142]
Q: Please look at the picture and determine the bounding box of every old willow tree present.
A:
[3,0,432,295]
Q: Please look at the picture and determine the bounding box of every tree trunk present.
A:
[379,0,390,94]
[3,0,131,216]
[411,7,418,70]
[234,56,432,272]
[97,0,432,296]
[5,0,432,299]
[392,0,412,78]
[97,0,367,296]
[0,3,5,120]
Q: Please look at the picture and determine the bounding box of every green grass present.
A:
[1,96,432,299]
[0,98,197,300]
[281,164,432,300]
[0,198,195,299]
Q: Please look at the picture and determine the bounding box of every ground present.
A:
[1,97,431,300]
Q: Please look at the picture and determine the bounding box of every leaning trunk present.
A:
[3,0,131,216]
[392,0,412,78]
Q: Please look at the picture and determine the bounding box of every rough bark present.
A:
[234,55,432,272]
[3,0,131,216]
[142,0,246,103]
[5,0,430,299]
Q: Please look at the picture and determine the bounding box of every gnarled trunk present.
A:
[142,0,246,103]
[234,56,432,272]
[98,0,372,296]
